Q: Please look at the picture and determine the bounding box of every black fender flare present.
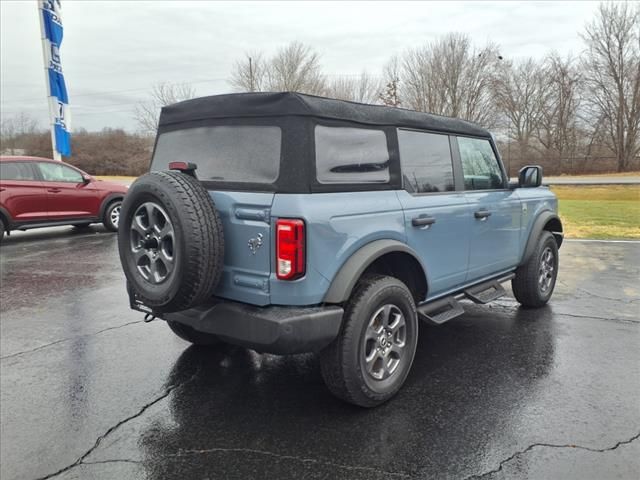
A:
[520,211,563,266]
[323,239,427,304]
[99,193,124,221]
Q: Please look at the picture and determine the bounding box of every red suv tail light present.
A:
[276,219,305,280]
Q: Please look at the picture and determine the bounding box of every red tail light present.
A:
[276,219,305,280]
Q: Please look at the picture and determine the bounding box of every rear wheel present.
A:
[167,320,221,346]
[103,200,122,232]
[512,231,558,308]
[320,274,418,407]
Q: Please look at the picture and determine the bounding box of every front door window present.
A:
[38,163,83,183]
[458,137,504,191]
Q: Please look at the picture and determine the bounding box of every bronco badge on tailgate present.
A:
[248,233,263,255]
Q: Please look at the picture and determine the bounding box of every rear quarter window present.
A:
[152,126,281,183]
[315,126,390,184]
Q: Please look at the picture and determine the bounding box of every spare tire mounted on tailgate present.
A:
[118,171,224,313]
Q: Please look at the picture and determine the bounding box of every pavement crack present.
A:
[488,301,638,325]
[558,282,637,305]
[575,286,635,304]
[465,432,640,479]
[555,312,639,325]
[81,458,142,466]
[1,320,145,361]
[170,447,412,478]
[32,369,200,480]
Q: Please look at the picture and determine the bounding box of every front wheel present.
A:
[512,231,559,308]
[319,275,418,407]
[103,200,122,232]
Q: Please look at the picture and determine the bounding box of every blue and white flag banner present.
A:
[39,0,71,157]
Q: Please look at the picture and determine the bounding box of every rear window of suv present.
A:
[151,125,281,183]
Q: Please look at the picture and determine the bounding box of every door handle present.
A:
[47,188,61,193]
[474,209,492,220]
[412,215,436,227]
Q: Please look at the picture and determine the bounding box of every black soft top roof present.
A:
[159,92,491,138]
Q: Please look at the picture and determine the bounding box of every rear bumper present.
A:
[159,299,344,355]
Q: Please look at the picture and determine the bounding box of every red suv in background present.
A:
[0,156,129,242]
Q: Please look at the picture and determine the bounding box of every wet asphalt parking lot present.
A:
[0,227,638,480]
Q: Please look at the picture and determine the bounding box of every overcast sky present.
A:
[1,0,601,132]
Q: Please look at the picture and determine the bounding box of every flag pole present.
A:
[37,0,61,161]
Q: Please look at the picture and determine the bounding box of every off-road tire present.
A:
[167,320,222,346]
[319,274,418,408]
[118,171,224,313]
[103,200,122,232]
[512,231,558,308]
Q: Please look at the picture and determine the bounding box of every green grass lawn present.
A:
[551,186,640,239]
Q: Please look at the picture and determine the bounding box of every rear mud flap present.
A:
[127,281,154,314]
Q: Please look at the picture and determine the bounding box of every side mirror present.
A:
[82,174,92,184]
[518,165,543,188]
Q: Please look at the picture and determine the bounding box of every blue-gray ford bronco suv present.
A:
[118,92,563,407]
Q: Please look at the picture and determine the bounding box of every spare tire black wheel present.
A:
[117,171,224,313]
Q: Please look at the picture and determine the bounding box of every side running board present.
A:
[417,274,515,325]
[464,278,509,304]
[418,296,466,325]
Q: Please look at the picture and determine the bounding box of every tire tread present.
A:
[320,274,417,407]
[103,200,121,232]
[512,231,557,308]
[118,171,224,312]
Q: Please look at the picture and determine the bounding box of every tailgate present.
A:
[210,191,274,306]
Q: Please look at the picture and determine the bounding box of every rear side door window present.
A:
[457,137,505,190]
[0,162,37,181]
[398,129,455,193]
[315,126,390,184]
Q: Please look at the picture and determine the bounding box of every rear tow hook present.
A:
[144,313,156,323]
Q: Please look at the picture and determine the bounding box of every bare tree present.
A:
[536,53,582,159]
[0,112,40,154]
[229,42,326,95]
[229,52,266,92]
[379,79,401,107]
[492,58,549,159]
[399,33,501,126]
[265,41,326,94]
[327,71,383,104]
[379,56,402,107]
[134,82,196,135]
[581,2,640,171]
